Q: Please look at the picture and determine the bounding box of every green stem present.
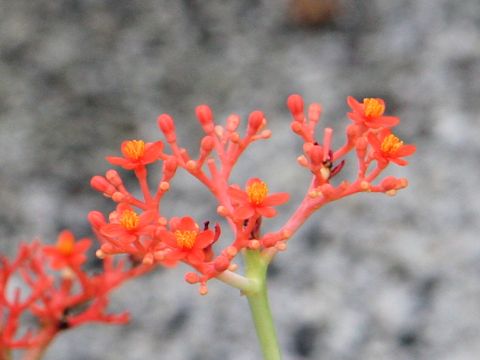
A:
[244,250,281,360]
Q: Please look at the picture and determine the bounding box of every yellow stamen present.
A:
[381,134,403,155]
[57,234,75,255]
[174,230,197,249]
[246,180,269,205]
[363,98,385,118]
[120,210,140,230]
[124,140,145,160]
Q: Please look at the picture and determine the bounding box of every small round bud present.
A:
[287,94,304,116]
[159,181,170,191]
[88,211,106,228]
[186,160,197,170]
[185,272,199,284]
[226,114,240,132]
[142,253,154,265]
[248,111,264,133]
[214,256,230,272]
[201,136,215,152]
[196,105,213,127]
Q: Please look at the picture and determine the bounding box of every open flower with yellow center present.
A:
[347,96,399,129]
[120,210,140,231]
[123,140,145,160]
[368,129,416,166]
[158,217,216,266]
[43,230,91,270]
[228,178,290,220]
[100,205,157,243]
[106,139,163,170]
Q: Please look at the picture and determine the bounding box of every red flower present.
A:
[158,217,216,266]
[43,230,91,269]
[106,140,163,170]
[368,129,416,166]
[228,178,289,220]
[347,97,399,129]
[100,204,157,243]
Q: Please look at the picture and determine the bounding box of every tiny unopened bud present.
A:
[201,136,215,152]
[248,240,260,249]
[214,256,230,272]
[226,114,240,132]
[105,169,122,187]
[297,155,309,167]
[186,160,197,170]
[360,181,370,190]
[259,129,271,138]
[159,181,170,191]
[157,114,176,141]
[291,121,303,134]
[228,263,238,271]
[88,211,107,228]
[229,132,241,143]
[90,176,115,195]
[185,272,199,284]
[275,241,287,251]
[287,94,304,116]
[142,253,154,265]
[96,249,105,259]
[199,283,208,296]
[217,205,229,216]
[386,189,397,196]
[381,176,398,190]
[247,111,264,134]
[196,105,214,132]
[308,103,322,123]
[112,192,125,202]
[158,216,168,226]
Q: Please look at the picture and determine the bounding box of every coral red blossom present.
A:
[228,178,289,220]
[106,139,163,170]
[42,230,91,269]
[100,204,157,243]
[347,96,399,129]
[368,129,416,166]
[157,217,216,266]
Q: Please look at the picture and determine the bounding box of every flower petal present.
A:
[233,205,255,220]
[263,193,290,206]
[256,206,277,218]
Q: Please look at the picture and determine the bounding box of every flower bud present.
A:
[247,111,264,134]
[287,94,304,117]
[195,104,214,132]
[157,114,176,142]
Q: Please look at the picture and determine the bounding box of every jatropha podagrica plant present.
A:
[1,95,415,360]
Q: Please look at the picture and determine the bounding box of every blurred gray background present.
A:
[1,0,480,359]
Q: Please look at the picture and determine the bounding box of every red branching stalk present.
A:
[0,232,152,359]
[89,94,415,294]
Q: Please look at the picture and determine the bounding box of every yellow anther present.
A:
[174,230,197,249]
[381,134,403,155]
[56,233,75,255]
[363,98,385,118]
[246,180,269,205]
[120,210,140,230]
[124,140,145,160]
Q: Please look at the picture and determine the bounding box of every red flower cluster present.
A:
[0,231,151,358]
[89,94,414,294]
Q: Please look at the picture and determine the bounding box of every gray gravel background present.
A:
[1,0,480,359]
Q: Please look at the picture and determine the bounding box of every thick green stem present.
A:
[244,250,281,360]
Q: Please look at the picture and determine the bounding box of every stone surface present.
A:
[1,0,479,359]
